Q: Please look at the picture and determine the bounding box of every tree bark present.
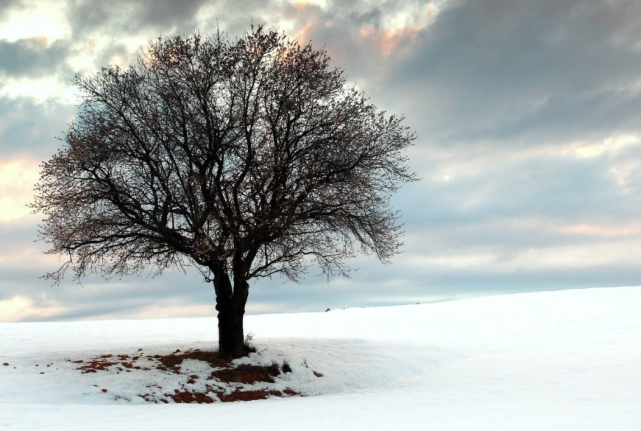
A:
[217,300,246,359]
[213,270,249,360]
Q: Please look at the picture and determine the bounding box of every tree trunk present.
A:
[213,270,250,360]
[217,300,246,360]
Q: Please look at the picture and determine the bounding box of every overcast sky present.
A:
[1,0,641,322]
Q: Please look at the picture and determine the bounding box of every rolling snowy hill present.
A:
[1,286,640,430]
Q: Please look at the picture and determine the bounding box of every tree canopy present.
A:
[33,26,416,358]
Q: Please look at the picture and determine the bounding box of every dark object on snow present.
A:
[33,25,416,360]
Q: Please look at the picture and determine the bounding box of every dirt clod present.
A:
[159,350,227,369]
[76,360,118,374]
[214,388,299,403]
[171,390,214,404]
[209,363,281,384]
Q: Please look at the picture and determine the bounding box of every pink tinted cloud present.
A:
[558,223,641,239]
[0,295,69,322]
[0,157,40,222]
[358,25,421,57]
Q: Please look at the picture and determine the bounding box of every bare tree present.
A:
[32,26,416,359]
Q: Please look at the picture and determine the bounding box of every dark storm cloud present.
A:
[415,154,641,225]
[66,0,214,36]
[381,0,641,147]
[442,91,641,145]
[0,38,71,77]
[0,0,23,14]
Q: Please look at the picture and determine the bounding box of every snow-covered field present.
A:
[1,286,640,430]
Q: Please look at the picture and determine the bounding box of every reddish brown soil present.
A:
[69,348,305,404]
[69,349,220,374]
[217,389,271,402]
[76,360,118,374]
[171,390,215,404]
[158,350,229,368]
[209,363,281,384]
[168,388,300,403]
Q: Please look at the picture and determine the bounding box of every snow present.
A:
[1,286,641,430]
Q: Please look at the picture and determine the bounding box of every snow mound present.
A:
[1,286,641,430]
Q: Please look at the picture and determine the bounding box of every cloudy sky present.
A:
[1,0,641,322]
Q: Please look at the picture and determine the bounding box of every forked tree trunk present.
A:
[214,273,250,360]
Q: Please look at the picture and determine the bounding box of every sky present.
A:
[1,0,641,322]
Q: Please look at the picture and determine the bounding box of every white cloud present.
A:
[0,158,40,222]
[0,294,68,322]
[0,76,76,105]
[0,0,71,42]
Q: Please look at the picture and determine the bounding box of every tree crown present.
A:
[33,26,416,285]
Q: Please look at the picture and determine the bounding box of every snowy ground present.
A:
[1,286,641,430]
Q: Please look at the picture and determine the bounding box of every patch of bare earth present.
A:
[209,363,281,383]
[69,348,302,404]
